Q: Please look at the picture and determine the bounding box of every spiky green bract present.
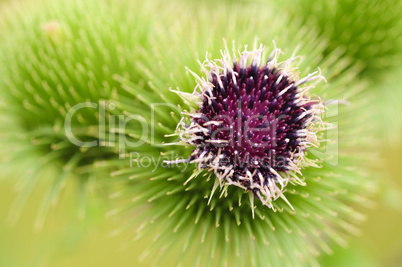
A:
[105,3,376,266]
[0,0,169,227]
[270,0,402,79]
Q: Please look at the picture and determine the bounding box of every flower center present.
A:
[175,45,324,208]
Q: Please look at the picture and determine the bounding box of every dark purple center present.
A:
[188,62,316,193]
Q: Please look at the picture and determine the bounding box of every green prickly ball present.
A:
[104,2,378,266]
[272,0,402,79]
[0,0,166,226]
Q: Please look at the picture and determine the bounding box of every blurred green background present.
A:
[0,0,402,266]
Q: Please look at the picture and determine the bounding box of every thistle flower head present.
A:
[109,36,375,266]
[175,44,326,208]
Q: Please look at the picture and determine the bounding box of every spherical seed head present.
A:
[178,44,325,207]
